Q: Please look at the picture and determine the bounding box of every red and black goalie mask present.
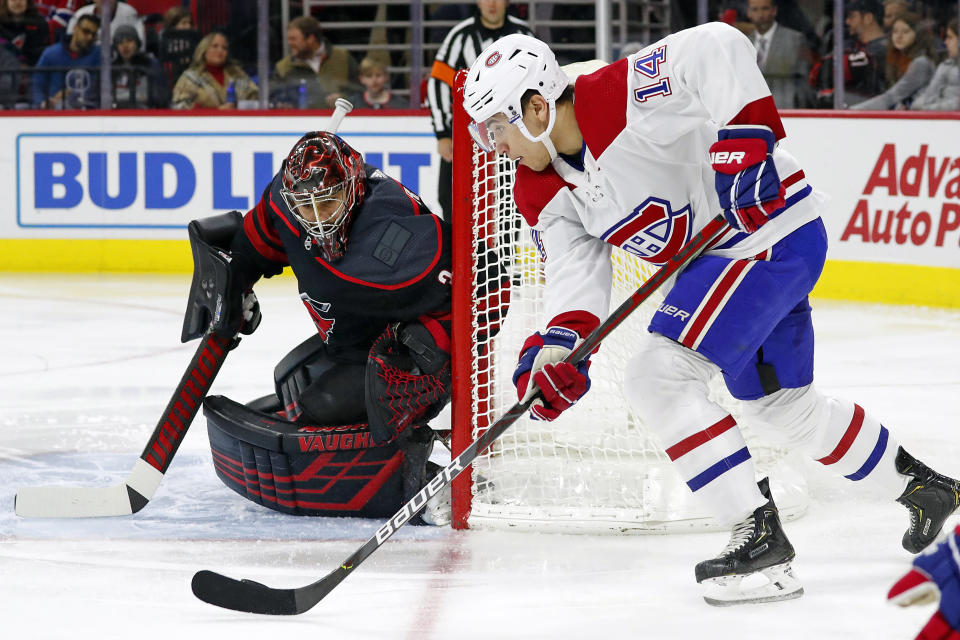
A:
[280,131,366,262]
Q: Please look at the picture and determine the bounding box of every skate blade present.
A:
[702,562,804,606]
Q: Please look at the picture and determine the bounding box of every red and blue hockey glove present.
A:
[512,326,591,421]
[710,125,786,233]
[889,524,960,640]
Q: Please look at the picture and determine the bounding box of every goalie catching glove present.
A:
[889,524,960,640]
[513,320,594,422]
[365,321,451,445]
[710,125,785,233]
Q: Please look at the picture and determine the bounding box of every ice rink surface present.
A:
[2,273,959,640]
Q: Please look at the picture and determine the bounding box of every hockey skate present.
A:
[695,477,803,606]
[896,447,960,553]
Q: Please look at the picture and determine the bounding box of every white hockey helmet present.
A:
[463,33,568,159]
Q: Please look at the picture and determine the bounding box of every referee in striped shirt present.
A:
[427,1,533,217]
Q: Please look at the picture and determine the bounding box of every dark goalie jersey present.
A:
[230,164,452,360]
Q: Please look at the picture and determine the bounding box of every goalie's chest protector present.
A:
[270,167,451,354]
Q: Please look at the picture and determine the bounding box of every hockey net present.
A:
[449,74,807,534]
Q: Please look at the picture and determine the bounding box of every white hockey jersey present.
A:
[514,22,827,327]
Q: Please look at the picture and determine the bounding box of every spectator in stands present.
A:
[882,0,909,31]
[427,0,532,217]
[171,31,257,110]
[272,15,358,109]
[67,0,143,49]
[853,11,937,109]
[911,18,959,111]
[156,4,199,86]
[0,32,23,106]
[0,0,50,66]
[837,0,889,105]
[747,0,813,107]
[36,0,78,43]
[32,11,99,108]
[110,22,167,108]
[348,55,405,110]
[161,5,191,33]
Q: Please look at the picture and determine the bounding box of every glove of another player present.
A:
[512,326,591,421]
[710,125,786,233]
[889,524,960,640]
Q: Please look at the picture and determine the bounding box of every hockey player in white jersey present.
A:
[462,24,960,606]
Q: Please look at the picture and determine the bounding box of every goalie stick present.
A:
[15,329,235,517]
[190,213,730,615]
[15,99,356,519]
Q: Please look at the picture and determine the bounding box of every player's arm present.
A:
[673,23,787,233]
[229,181,290,281]
[512,185,612,421]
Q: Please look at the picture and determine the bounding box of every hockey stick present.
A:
[190,213,730,615]
[15,100,356,519]
[15,329,235,517]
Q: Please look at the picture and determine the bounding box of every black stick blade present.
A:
[191,571,300,615]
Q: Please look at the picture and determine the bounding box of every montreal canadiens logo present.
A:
[485,51,502,67]
[601,197,692,265]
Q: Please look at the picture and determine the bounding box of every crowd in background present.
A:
[0,0,956,112]
[720,0,958,110]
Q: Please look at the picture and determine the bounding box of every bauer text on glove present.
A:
[710,125,786,233]
[512,326,592,421]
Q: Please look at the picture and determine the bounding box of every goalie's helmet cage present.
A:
[280,131,367,262]
[463,33,568,158]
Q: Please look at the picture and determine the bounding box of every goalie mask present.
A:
[280,132,366,262]
[463,33,568,161]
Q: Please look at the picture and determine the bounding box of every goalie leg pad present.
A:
[203,394,405,518]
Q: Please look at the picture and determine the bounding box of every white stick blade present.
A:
[15,484,134,518]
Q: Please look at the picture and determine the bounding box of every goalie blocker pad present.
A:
[204,394,406,518]
[182,211,248,343]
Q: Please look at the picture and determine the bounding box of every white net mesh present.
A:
[460,146,807,534]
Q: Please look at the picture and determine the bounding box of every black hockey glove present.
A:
[365,322,451,445]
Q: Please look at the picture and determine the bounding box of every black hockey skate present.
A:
[896,447,960,553]
[695,477,803,606]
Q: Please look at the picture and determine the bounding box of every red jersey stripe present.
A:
[680,259,750,348]
[817,404,866,465]
[666,415,738,460]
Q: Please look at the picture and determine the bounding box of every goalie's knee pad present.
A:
[203,394,405,517]
[273,334,366,423]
